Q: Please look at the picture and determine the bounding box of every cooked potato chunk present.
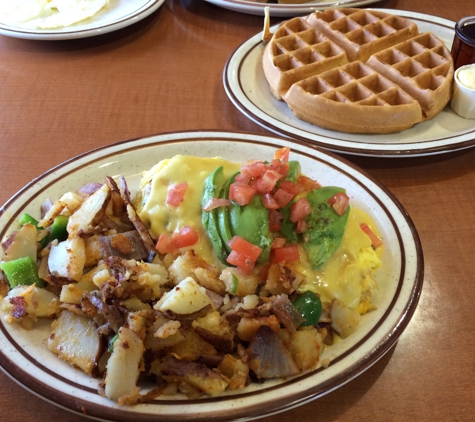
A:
[48,310,102,376]
[48,237,86,281]
[104,326,144,404]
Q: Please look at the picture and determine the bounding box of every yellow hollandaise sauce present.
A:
[136,155,382,313]
[294,208,382,314]
[136,155,240,267]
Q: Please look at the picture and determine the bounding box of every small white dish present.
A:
[451,64,475,119]
[0,0,164,40]
[223,9,475,157]
[0,131,423,421]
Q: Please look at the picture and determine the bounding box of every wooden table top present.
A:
[1,0,474,421]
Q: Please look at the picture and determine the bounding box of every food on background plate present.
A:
[0,0,109,29]
[0,148,383,405]
[262,9,454,134]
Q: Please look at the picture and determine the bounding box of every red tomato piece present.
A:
[166,182,188,206]
[229,183,257,206]
[226,250,255,275]
[269,159,290,177]
[278,180,302,197]
[228,236,262,262]
[172,226,199,249]
[156,234,175,254]
[360,223,383,248]
[255,169,283,195]
[327,192,350,216]
[202,197,231,212]
[272,245,300,263]
[290,197,311,223]
[297,175,321,192]
[240,161,268,179]
[261,193,280,210]
[273,188,294,208]
[273,147,290,164]
[295,219,308,234]
[268,209,283,232]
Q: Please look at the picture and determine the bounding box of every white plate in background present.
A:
[0,0,164,40]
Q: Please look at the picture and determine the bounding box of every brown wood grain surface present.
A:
[1,0,474,420]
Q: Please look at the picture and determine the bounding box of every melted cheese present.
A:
[294,207,382,311]
[137,156,382,311]
[137,155,240,266]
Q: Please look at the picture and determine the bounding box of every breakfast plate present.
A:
[223,10,475,157]
[0,131,422,421]
[204,0,380,17]
[0,0,165,40]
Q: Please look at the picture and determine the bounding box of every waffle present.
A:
[262,9,454,134]
[262,17,349,100]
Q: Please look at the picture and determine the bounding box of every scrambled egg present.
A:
[0,0,108,29]
[136,155,382,314]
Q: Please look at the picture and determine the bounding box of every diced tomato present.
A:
[226,250,255,275]
[172,226,199,249]
[278,180,302,197]
[156,234,175,254]
[269,159,290,177]
[360,223,383,248]
[297,175,321,192]
[273,147,290,164]
[327,192,350,216]
[255,169,283,195]
[268,209,283,232]
[261,193,280,210]
[234,173,252,185]
[273,188,294,208]
[229,183,257,206]
[271,237,286,249]
[272,245,300,263]
[295,219,308,234]
[240,161,268,179]
[202,197,231,212]
[166,182,188,206]
[290,197,311,223]
[228,236,262,262]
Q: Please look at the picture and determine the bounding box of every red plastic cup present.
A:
[452,16,475,71]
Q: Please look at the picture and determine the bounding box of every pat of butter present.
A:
[458,66,475,90]
[154,277,213,314]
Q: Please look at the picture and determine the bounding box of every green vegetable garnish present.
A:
[230,274,239,295]
[0,256,44,288]
[19,213,39,227]
[50,215,69,242]
[303,186,350,269]
[293,290,322,326]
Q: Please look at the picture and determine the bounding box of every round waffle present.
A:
[262,9,454,134]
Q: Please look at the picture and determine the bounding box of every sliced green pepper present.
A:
[50,215,69,242]
[0,256,44,288]
[19,213,39,227]
[293,290,322,326]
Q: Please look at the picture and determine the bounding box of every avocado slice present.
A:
[216,172,238,253]
[285,160,301,183]
[201,166,227,262]
[229,193,272,264]
[303,186,350,269]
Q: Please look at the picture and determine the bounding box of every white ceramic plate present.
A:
[0,131,423,421]
[0,0,164,40]
[224,10,475,157]
[204,0,380,17]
